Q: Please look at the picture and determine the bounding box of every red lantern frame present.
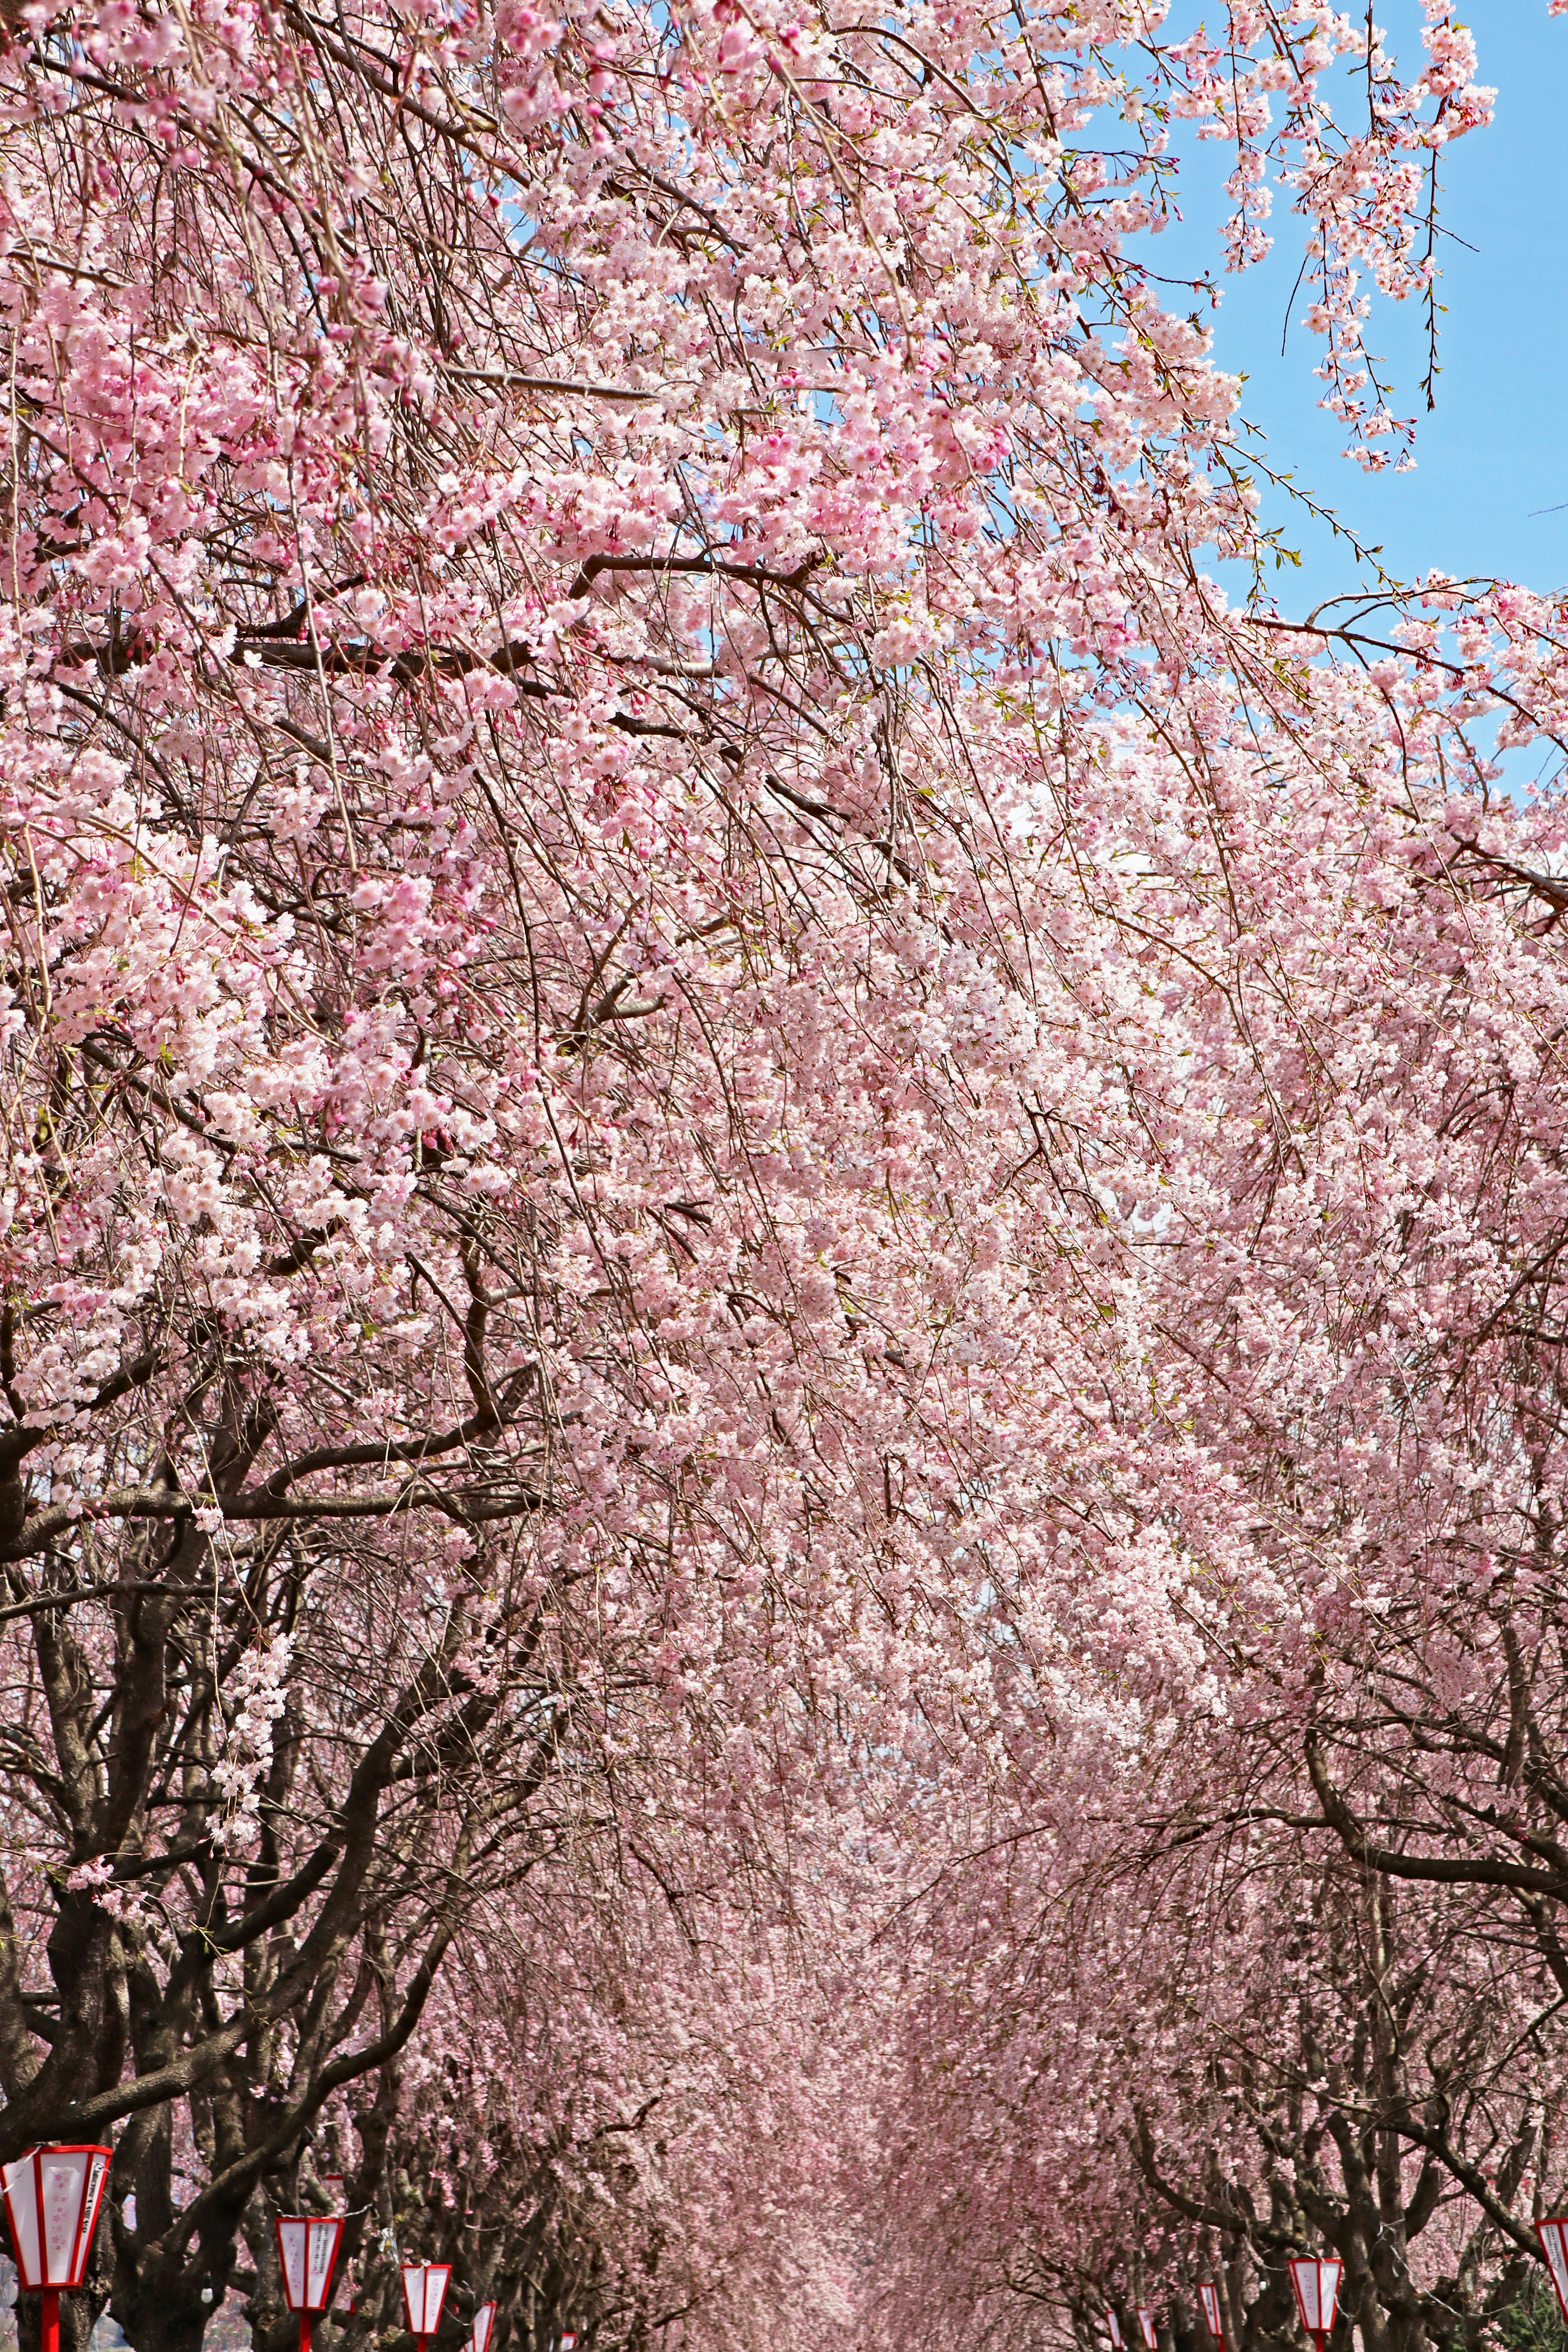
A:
[0,2145,114,2352]
[1198,2283,1225,2351]
[1106,2315,1125,2352]
[402,2261,453,2351]
[276,2213,345,2352]
[1539,2219,1568,2326]
[1287,2255,1343,2352]
[1135,2310,1158,2352]
[472,2301,498,2352]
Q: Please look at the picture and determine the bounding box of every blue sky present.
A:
[1148,4,1568,618]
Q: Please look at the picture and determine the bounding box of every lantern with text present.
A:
[1199,2284,1225,2352]
[472,2303,497,2352]
[1136,2313,1158,2352]
[1288,2256,1343,2352]
[276,2214,345,2352]
[1106,2318,1124,2352]
[559,2335,577,2352]
[0,2145,113,2352]
[403,2263,452,2352]
[1538,2220,1568,2325]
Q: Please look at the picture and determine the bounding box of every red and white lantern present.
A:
[1106,2316,1125,2352]
[472,2302,497,2352]
[276,2214,345,2352]
[1538,2219,1568,2325]
[403,2262,452,2348]
[1198,2283,1225,2349]
[1288,2256,1343,2348]
[559,2334,577,2351]
[0,2146,113,2352]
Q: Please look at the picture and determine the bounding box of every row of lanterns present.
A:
[1108,2218,1568,2352]
[14,2137,1568,2352]
[1108,2259,1344,2352]
[278,2226,490,2352]
[0,2143,570,2352]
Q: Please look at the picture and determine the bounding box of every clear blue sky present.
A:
[1146,4,1568,619]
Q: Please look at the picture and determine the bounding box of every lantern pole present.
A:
[41,2289,60,2352]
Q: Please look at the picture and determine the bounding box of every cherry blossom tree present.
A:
[1,0,1564,2350]
[847,568,1568,2344]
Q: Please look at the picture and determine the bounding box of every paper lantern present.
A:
[403,2263,453,2343]
[0,2147,114,2352]
[472,2303,498,2352]
[1288,2256,1343,2343]
[1,2147,113,2293]
[276,2212,345,2352]
[1538,2220,1568,2325]
[277,2216,344,2316]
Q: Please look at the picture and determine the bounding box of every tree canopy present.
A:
[3,8,1568,2352]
